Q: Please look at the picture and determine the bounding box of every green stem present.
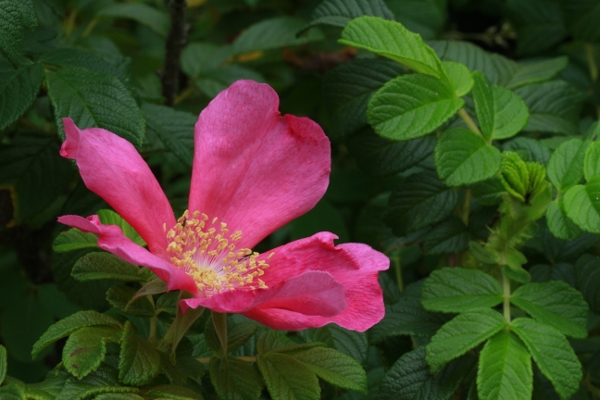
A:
[502,271,511,323]
[149,313,158,341]
[82,18,98,38]
[458,108,482,136]
[585,44,598,83]
[461,188,471,226]
[392,253,403,293]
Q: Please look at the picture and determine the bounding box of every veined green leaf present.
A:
[32,311,122,359]
[53,228,98,253]
[443,61,473,97]
[584,141,600,181]
[385,172,458,236]
[368,74,463,141]
[423,217,470,255]
[257,352,320,400]
[298,324,367,365]
[97,209,145,246]
[547,139,589,193]
[422,267,503,313]
[477,330,532,400]
[209,356,263,400]
[97,3,169,36]
[294,347,366,393]
[471,71,529,141]
[339,16,447,81]
[435,127,502,186]
[45,66,145,147]
[119,321,160,385]
[426,308,507,373]
[301,0,394,32]
[0,62,43,130]
[503,137,551,165]
[546,199,582,240]
[72,252,146,283]
[511,281,588,338]
[511,318,582,400]
[563,0,600,42]
[574,255,600,315]
[0,0,33,64]
[145,385,203,400]
[563,176,600,233]
[63,326,120,378]
[505,57,568,89]
[379,347,476,400]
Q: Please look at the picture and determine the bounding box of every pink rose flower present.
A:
[58,80,388,332]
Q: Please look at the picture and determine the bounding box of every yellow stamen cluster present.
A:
[165,210,271,296]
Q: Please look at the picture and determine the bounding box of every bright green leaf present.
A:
[511,281,588,338]
[499,152,529,201]
[477,330,532,400]
[294,347,366,393]
[443,61,473,97]
[96,210,145,247]
[368,74,463,141]
[471,71,529,140]
[435,127,502,186]
[339,16,447,81]
[52,229,98,253]
[379,347,476,400]
[257,352,320,400]
[45,66,145,147]
[547,139,589,193]
[32,310,121,359]
[422,267,503,313]
[511,318,582,400]
[209,356,263,400]
[119,321,160,385]
[385,172,458,236]
[63,326,120,378]
[563,176,600,233]
[426,309,507,373]
[72,252,146,283]
[546,199,582,241]
[584,141,600,181]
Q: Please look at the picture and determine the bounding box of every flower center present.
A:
[164,210,271,296]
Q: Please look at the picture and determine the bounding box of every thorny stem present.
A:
[161,0,188,106]
[458,108,482,137]
[502,271,511,324]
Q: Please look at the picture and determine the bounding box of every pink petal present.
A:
[58,215,198,294]
[60,118,175,258]
[188,80,331,249]
[181,271,346,318]
[243,232,389,331]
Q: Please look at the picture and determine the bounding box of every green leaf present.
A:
[324,59,405,138]
[546,200,582,240]
[302,0,394,31]
[563,176,600,233]
[181,43,230,78]
[298,324,367,365]
[232,16,323,55]
[107,286,155,317]
[472,177,505,206]
[385,172,458,236]
[72,252,146,283]
[584,141,600,181]
[209,356,263,400]
[55,364,137,400]
[289,200,349,242]
[293,347,366,393]
[145,384,204,400]
[63,326,120,378]
[511,318,582,399]
[119,321,160,385]
[0,345,6,385]
[503,137,551,165]
[574,255,600,314]
[45,66,145,147]
[97,3,169,36]
[194,65,265,99]
[505,57,569,89]
[502,264,531,284]
[423,217,469,255]
[477,330,532,400]
[514,81,586,136]
[547,139,589,193]
[227,321,258,353]
[563,0,600,42]
[32,310,122,359]
[471,71,529,140]
[367,73,463,141]
[257,352,320,400]
[0,0,31,64]
[422,267,503,313]
[53,228,99,253]
[339,16,447,81]
[443,61,473,97]
[499,152,529,201]
[511,281,588,338]
[95,210,145,246]
[379,347,476,400]
[0,62,43,130]
[347,127,435,176]
[0,133,73,221]
[435,127,502,186]
[370,293,449,341]
[426,308,507,373]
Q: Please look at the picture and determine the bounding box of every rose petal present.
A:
[58,215,197,294]
[243,232,389,331]
[181,270,346,318]
[60,118,175,258]
[188,80,330,249]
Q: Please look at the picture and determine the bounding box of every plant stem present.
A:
[149,313,158,341]
[392,253,403,293]
[82,18,98,38]
[586,44,598,83]
[458,108,482,136]
[502,271,511,323]
[161,0,188,106]
[461,188,471,226]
